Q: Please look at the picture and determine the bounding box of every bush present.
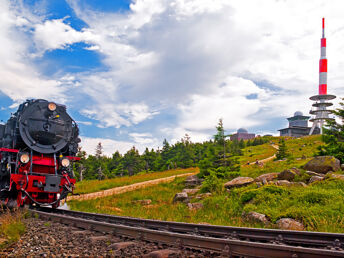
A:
[240,189,258,203]
[200,170,223,193]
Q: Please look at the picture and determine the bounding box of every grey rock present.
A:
[224,177,254,189]
[243,211,270,225]
[278,169,296,181]
[255,173,278,183]
[308,176,324,184]
[185,175,201,187]
[173,192,188,203]
[276,218,304,231]
[306,171,323,177]
[274,180,291,186]
[303,156,341,174]
[195,193,212,200]
[182,188,199,195]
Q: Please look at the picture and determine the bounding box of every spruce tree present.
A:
[275,138,289,160]
[318,98,344,162]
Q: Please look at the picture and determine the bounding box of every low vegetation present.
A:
[0,209,26,249]
[74,167,198,194]
[69,174,344,233]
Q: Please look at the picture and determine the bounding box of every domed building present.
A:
[278,111,320,137]
[230,128,255,141]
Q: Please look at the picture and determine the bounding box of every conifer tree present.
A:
[275,138,289,160]
[318,98,344,162]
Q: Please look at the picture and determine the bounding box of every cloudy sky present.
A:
[0,0,343,155]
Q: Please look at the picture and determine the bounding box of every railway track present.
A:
[30,207,344,257]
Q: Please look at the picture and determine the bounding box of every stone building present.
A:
[278,111,319,137]
[230,128,255,141]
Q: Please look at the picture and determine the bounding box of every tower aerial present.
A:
[309,18,336,135]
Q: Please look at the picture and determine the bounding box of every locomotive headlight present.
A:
[20,153,30,164]
[61,158,70,167]
[48,102,56,111]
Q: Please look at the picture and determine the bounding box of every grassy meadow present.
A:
[69,135,344,232]
[74,167,198,194]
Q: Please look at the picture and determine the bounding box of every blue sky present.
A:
[0,0,343,155]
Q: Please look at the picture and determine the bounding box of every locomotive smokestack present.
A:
[319,17,327,95]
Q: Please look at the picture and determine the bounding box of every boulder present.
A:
[195,193,212,200]
[182,189,199,195]
[224,177,254,189]
[290,167,301,175]
[243,211,269,225]
[276,218,304,231]
[303,156,341,174]
[187,202,204,210]
[291,182,307,187]
[278,169,296,181]
[185,175,201,187]
[306,171,323,177]
[173,192,188,203]
[328,173,344,180]
[274,180,291,186]
[144,249,180,258]
[308,176,324,184]
[255,173,278,183]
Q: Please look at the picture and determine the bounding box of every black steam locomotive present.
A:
[0,99,80,208]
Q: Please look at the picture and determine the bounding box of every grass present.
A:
[0,209,26,249]
[74,167,198,194]
[70,135,342,232]
[69,175,344,233]
[239,143,276,165]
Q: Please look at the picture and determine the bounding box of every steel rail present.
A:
[33,207,344,250]
[30,209,344,258]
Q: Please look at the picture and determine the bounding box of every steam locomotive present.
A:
[0,99,80,208]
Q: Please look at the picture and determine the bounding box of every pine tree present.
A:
[275,138,289,160]
[318,98,344,162]
[95,142,103,159]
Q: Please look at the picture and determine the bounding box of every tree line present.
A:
[73,119,270,181]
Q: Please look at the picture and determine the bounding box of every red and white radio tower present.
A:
[309,18,336,135]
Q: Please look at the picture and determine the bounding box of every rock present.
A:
[276,218,305,231]
[243,211,269,225]
[274,180,291,186]
[224,177,254,189]
[144,249,180,258]
[306,171,323,177]
[256,182,262,188]
[291,182,307,187]
[132,199,152,205]
[278,169,296,181]
[328,173,344,180]
[173,192,188,203]
[187,202,204,210]
[255,173,278,183]
[290,167,301,175]
[308,176,324,184]
[195,193,212,200]
[109,241,136,250]
[303,156,341,174]
[185,175,201,187]
[72,231,89,236]
[182,189,199,195]
[341,164,344,170]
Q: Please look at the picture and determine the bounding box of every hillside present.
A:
[69,135,344,233]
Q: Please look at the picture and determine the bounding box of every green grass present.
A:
[70,135,342,232]
[0,209,26,249]
[239,143,276,165]
[74,167,198,194]
[69,175,344,233]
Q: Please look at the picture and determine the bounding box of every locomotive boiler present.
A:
[0,99,80,208]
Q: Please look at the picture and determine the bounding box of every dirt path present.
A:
[247,144,279,165]
[67,172,197,201]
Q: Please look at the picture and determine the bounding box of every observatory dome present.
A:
[237,128,248,134]
[294,111,303,116]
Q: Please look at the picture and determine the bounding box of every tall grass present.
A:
[74,167,198,194]
[0,209,26,249]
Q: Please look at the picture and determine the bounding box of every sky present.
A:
[0,0,343,156]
